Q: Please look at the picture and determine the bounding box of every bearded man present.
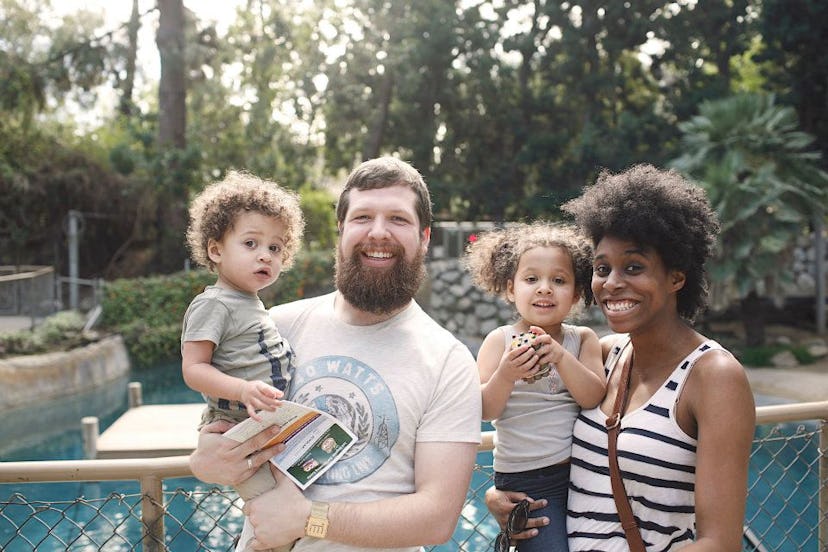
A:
[190,157,482,552]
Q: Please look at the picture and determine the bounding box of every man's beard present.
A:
[335,241,426,315]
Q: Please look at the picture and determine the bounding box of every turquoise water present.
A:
[0,365,819,551]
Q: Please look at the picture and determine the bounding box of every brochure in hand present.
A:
[224,401,356,490]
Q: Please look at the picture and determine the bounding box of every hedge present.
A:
[101,250,335,367]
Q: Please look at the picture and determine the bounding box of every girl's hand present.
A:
[497,343,542,383]
[239,381,283,420]
[529,332,564,370]
[515,327,562,383]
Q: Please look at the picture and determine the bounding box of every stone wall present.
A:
[790,232,827,296]
[425,258,516,339]
[0,334,130,410]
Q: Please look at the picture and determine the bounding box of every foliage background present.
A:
[100,250,334,366]
[0,0,826,351]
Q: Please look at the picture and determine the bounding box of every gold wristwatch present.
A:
[304,501,330,539]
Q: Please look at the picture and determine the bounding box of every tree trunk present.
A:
[118,0,140,116]
[157,0,186,149]
[362,69,394,161]
[155,0,188,273]
[741,290,766,348]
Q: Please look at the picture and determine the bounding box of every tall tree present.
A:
[439,1,673,220]
[758,0,828,168]
[157,0,186,149]
[671,93,828,346]
[154,0,188,273]
[118,0,140,116]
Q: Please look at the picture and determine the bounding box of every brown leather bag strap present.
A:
[605,350,647,552]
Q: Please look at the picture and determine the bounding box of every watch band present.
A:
[305,501,330,539]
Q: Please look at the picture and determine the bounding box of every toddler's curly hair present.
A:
[186,170,305,271]
[561,164,719,321]
[463,221,594,308]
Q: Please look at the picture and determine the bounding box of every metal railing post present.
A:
[820,418,827,549]
[68,210,81,310]
[815,212,825,334]
[141,474,165,552]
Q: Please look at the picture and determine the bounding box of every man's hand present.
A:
[189,420,284,486]
[245,467,309,549]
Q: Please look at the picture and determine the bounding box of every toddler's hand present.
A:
[240,381,283,420]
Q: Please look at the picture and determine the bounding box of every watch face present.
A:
[306,520,328,539]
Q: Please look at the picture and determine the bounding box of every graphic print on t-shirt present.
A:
[289,355,399,484]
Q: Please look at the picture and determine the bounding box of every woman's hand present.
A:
[188,420,284,486]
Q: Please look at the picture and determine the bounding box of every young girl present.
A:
[464,222,606,552]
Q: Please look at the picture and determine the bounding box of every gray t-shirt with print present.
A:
[181,285,294,422]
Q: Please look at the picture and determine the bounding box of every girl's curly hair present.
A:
[186,170,305,271]
[463,221,594,308]
[561,164,719,321]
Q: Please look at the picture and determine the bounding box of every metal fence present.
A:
[0,266,103,331]
[1,401,826,551]
[0,266,57,325]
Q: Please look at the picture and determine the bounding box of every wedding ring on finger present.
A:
[247,456,253,470]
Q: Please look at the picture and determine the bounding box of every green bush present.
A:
[118,320,182,368]
[0,310,88,356]
[101,249,335,367]
[299,184,338,251]
[737,344,816,367]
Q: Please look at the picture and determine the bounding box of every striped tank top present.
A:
[567,337,727,550]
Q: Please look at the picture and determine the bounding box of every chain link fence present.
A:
[0,266,57,326]
[2,417,826,551]
[745,421,825,550]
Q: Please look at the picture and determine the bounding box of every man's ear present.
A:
[670,270,686,293]
[207,239,222,265]
[421,226,431,252]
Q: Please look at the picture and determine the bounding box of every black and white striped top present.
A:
[567,337,726,551]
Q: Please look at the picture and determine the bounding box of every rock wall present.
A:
[790,232,828,296]
[0,335,130,410]
[425,259,516,339]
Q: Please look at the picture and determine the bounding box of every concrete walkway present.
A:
[746,363,828,403]
[0,315,37,332]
